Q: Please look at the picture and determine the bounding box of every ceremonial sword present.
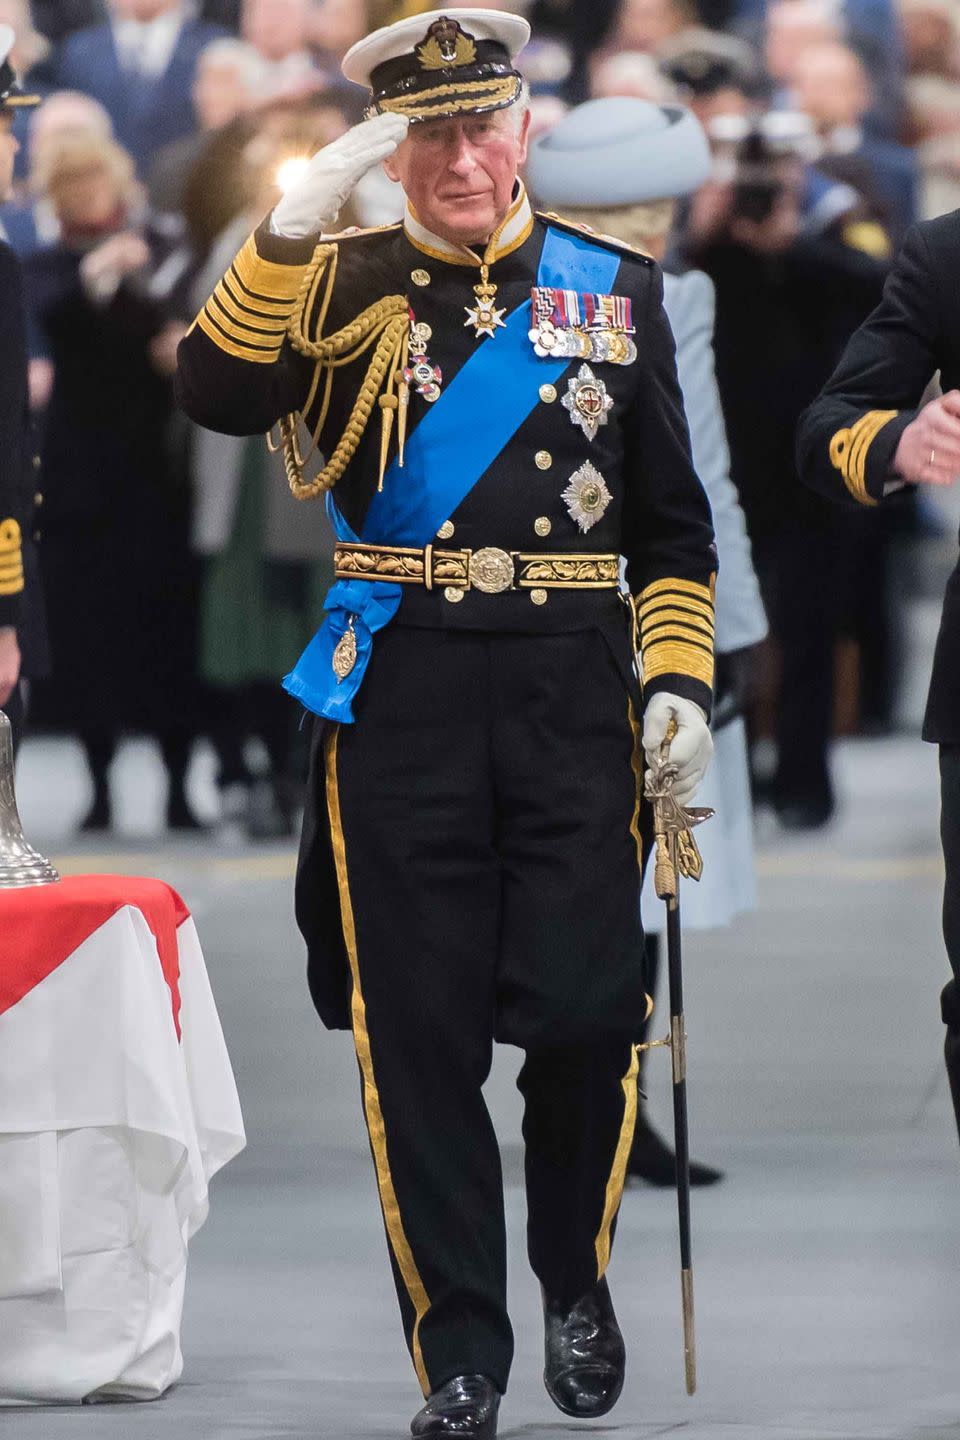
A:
[642,716,713,1396]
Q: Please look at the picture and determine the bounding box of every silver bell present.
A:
[0,708,59,888]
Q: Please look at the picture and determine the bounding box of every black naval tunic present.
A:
[0,237,46,749]
[797,212,960,1137]
[177,198,716,1394]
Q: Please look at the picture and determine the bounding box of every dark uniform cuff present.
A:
[868,410,916,499]
[828,409,912,505]
[254,216,321,267]
[642,671,713,721]
[0,593,21,630]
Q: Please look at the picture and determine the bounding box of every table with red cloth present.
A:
[0,875,246,1405]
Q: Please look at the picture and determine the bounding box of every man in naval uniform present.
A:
[177,11,717,1437]
[0,25,44,752]
[798,217,960,1148]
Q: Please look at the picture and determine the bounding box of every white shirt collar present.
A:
[403,182,533,267]
[113,5,187,78]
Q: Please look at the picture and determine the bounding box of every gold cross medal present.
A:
[404,320,442,402]
[465,264,505,339]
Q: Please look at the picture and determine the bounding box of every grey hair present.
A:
[507,78,531,132]
[558,201,675,248]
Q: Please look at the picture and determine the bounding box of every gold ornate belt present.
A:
[333,542,620,595]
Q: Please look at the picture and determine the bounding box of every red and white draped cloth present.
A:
[0,876,246,1405]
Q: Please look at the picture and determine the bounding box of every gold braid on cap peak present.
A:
[269,242,410,500]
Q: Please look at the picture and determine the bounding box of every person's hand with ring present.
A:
[893,391,960,486]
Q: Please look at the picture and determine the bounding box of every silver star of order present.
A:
[562,460,612,533]
[464,301,506,339]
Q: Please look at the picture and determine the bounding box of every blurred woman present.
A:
[184,102,339,837]
[26,133,202,831]
[527,97,768,1183]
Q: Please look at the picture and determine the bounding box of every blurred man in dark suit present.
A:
[799,211,960,1141]
[49,0,228,175]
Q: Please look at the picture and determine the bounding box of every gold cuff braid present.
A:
[0,518,23,598]
[828,409,898,505]
[270,243,410,500]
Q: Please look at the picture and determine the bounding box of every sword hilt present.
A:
[659,713,679,762]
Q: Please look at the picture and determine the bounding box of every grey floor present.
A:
[4,733,959,1439]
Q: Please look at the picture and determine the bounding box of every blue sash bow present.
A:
[283,225,622,722]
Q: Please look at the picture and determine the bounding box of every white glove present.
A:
[642,692,713,805]
[271,112,410,240]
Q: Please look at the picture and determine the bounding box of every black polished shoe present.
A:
[774,793,834,831]
[166,793,208,832]
[410,1374,500,1438]
[627,1115,724,1187]
[543,1277,625,1418]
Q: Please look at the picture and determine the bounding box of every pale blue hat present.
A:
[526,97,712,208]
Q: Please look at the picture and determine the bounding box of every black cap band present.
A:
[367,19,523,123]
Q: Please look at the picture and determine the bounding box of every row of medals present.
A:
[407,276,638,407]
[401,283,635,537]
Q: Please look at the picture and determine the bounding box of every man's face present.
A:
[193,58,251,130]
[242,0,308,60]
[792,45,868,130]
[383,106,529,246]
[0,114,19,203]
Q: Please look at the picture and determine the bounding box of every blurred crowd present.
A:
[3,0,952,836]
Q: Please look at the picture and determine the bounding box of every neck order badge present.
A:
[283,227,622,723]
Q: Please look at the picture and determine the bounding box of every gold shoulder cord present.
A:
[268,242,411,500]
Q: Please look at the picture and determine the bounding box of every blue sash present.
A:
[283,226,622,722]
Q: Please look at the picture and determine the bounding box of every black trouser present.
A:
[938,747,960,1140]
[322,625,649,1395]
[753,531,837,813]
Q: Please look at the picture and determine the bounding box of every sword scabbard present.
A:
[642,715,712,1400]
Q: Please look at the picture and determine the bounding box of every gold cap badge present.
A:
[416,18,477,70]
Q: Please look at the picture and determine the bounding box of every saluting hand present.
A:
[271,112,410,241]
[894,391,960,487]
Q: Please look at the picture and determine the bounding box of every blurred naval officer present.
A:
[799,216,960,1146]
[528,97,767,1187]
[0,25,45,752]
[177,11,717,1436]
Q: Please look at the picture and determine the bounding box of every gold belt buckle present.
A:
[469,547,514,594]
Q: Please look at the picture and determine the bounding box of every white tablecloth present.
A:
[0,899,245,1403]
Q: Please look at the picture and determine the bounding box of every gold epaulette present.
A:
[536,211,655,263]
[319,221,404,242]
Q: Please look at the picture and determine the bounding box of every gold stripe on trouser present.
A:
[627,698,644,870]
[593,699,645,1275]
[325,727,432,1395]
[594,1046,640,1277]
